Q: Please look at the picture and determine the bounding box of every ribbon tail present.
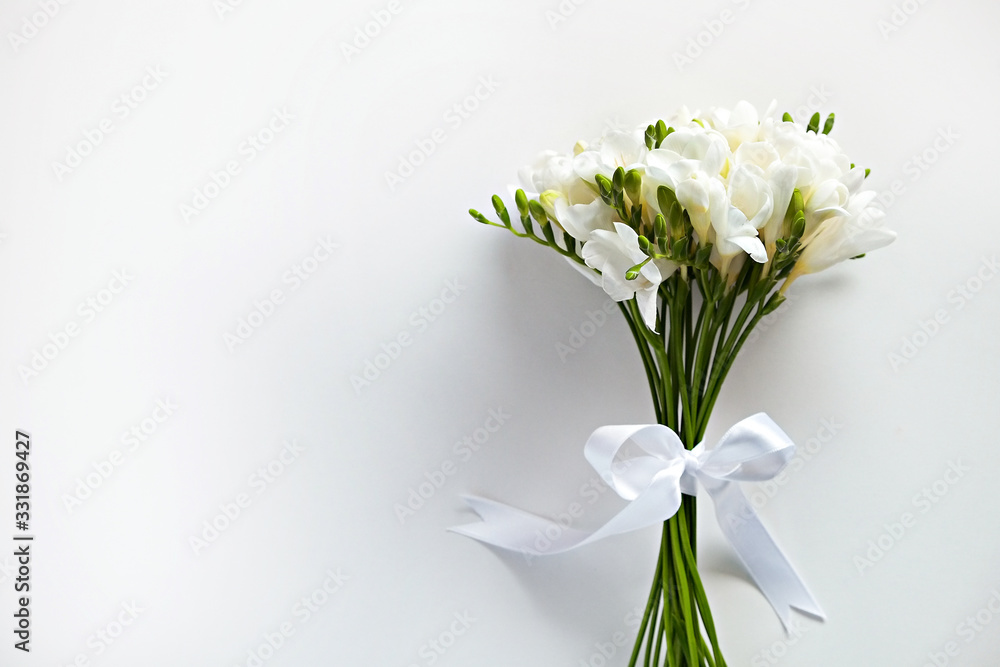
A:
[448,495,593,556]
[450,466,684,557]
[705,480,826,632]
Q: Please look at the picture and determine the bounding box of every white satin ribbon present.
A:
[450,413,825,630]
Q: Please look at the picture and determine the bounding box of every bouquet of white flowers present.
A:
[457,101,895,665]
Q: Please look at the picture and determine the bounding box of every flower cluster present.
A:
[471,101,895,330]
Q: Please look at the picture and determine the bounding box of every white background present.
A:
[1,0,999,665]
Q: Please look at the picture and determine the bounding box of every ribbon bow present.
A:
[450,413,825,630]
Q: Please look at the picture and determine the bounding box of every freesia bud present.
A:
[528,199,548,224]
[822,113,835,135]
[492,195,511,226]
[807,112,821,133]
[624,169,642,205]
[514,189,529,216]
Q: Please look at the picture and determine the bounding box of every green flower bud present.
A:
[668,202,684,239]
[624,169,642,204]
[807,112,821,133]
[625,257,651,281]
[782,112,794,123]
[514,189,529,216]
[595,174,613,199]
[644,124,656,150]
[491,195,510,226]
[791,211,806,239]
[822,113,835,135]
[657,185,677,217]
[528,199,548,224]
[612,166,625,193]
[654,214,667,253]
[469,209,490,225]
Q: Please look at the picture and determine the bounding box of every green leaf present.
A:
[762,292,786,316]
[694,244,712,268]
[671,237,689,259]
[850,253,866,260]
[563,231,576,254]
[541,219,556,244]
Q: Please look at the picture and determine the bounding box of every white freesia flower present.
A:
[710,164,770,271]
[644,128,731,241]
[582,222,677,330]
[518,151,596,205]
[573,130,648,183]
[489,100,895,323]
[794,191,896,276]
[550,196,615,241]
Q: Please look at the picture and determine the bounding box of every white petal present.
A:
[564,256,603,287]
[635,287,660,331]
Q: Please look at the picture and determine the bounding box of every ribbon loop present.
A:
[450,413,825,630]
